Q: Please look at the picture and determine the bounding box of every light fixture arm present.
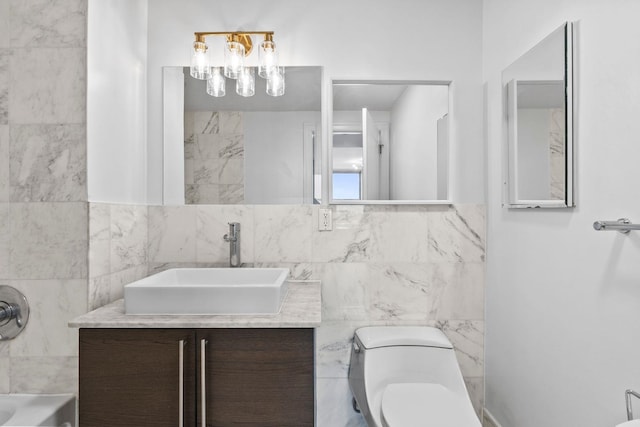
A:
[194,31,275,56]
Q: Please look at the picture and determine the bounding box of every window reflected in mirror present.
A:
[331,81,451,204]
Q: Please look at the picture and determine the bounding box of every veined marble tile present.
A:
[110,204,147,273]
[194,133,221,160]
[367,263,431,321]
[465,376,484,419]
[315,263,368,321]
[193,157,221,185]
[0,51,8,125]
[9,0,87,48]
[109,264,148,302]
[148,205,197,263]
[428,204,485,263]
[0,126,8,200]
[193,111,219,134]
[254,205,313,263]
[219,184,243,204]
[184,158,195,185]
[219,134,243,159]
[88,203,110,278]
[9,202,87,279]
[316,378,367,427]
[185,184,219,204]
[365,205,429,262]
[10,124,86,202]
[219,158,243,185]
[0,202,7,279]
[0,2,8,48]
[429,262,485,320]
[88,275,110,311]
[315,321,363,378]
[253,262,315,280]
[434,319,484,378]
[0,356,8,394]
[9,48,85,124]
[9,279,86,357]
[183,111,195,143]
[312,206,372,263]
[219,111,242,134]
[0,342,7,357]
[10,356,78,394]
[196,205,254,265]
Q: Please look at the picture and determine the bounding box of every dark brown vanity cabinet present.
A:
[79,328,314,427]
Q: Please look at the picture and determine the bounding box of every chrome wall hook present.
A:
[0,285,30,341]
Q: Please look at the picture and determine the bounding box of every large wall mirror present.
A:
[163,66,322,205]
[502,22,574,208]
[330,80,451,204]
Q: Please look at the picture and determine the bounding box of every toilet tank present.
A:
[348,326,469,425]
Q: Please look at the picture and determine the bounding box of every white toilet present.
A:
[348,326,481,427]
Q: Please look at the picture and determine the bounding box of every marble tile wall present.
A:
[88,203,149,310]
[148,203,486,425]
[184,111,245,204]
[0,0,88,394]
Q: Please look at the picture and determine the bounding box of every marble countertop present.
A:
[69,281,321,329]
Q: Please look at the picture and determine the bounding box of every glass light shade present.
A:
[258,40,278,78]
[224,41,245,79]
[266,66,285,97]
[206,67,226,97]
[236,67,255,97]
[190,41,212,80]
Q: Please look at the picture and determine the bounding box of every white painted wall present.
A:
[146,0,484,204]
[484,1,640,426]
[87,0,148,203]
[390,85,448,200]
[244,111,321,204]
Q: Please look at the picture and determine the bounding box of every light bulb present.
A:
[266,66,285,97]
[190,41,212,80]
[206,67,226,97]
[258,40,278,78]
[224,41,245,79]
[236,67,255,97]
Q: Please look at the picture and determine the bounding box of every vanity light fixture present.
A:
[189,31,284,97]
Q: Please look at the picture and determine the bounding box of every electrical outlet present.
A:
[318,208,332,231]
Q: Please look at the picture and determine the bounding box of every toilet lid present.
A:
[381,383,481,427]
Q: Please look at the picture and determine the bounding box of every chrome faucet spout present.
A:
[223,222,241,267]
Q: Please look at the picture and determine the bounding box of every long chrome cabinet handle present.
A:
[178,340,185,427]
[201,338,208,427]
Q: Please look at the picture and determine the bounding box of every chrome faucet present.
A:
[223,222,241,267]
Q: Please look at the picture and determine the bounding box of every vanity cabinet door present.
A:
[79,329,197,427]
[198,328,315,427]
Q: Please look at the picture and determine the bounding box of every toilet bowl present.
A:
[348,326,481,427]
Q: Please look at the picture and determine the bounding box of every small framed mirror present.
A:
[330,80,451,204]
[502,22,575,208]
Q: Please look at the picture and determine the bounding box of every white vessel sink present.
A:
[124,268,290,315]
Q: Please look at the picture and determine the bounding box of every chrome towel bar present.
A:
[593,218,640,234]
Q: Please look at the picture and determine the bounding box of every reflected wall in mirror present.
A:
[502,22,574,208]
[163,66,322,205]
[330,81,451,204]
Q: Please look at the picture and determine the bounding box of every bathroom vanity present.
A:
[70,281,321,427]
